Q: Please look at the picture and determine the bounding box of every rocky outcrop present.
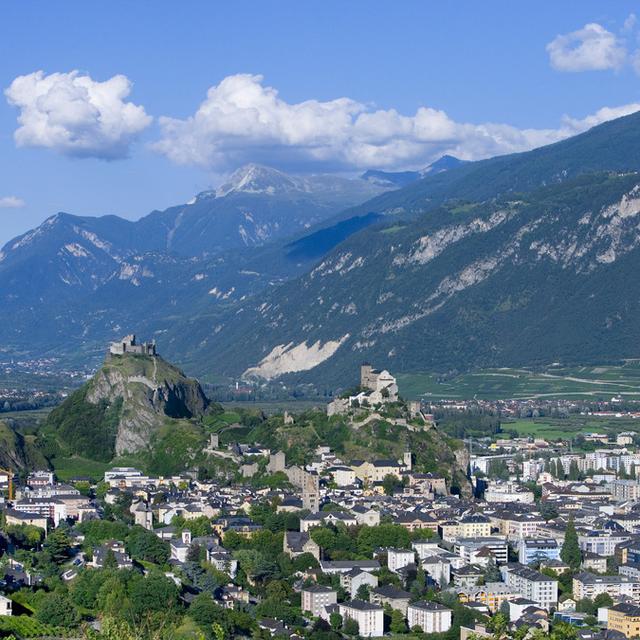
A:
[49,352,209,458]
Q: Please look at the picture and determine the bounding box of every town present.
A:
[2,363,640,640]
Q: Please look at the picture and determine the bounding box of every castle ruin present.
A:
[109,334,157,357]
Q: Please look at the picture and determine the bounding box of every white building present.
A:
[339,600,384,637]
[573,572,640,600]
[484,481,535,504]
[502,565,558,610]
[170,530,193,563]
[387,548,415,573]
[0,595,11,616]
[407,601,452,633]
[301,585,337,619]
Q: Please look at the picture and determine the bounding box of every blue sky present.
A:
[1,1,640,245]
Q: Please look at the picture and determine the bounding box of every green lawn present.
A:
[51,456,111,482]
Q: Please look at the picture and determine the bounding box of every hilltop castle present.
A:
[327,363,399,416]
[109,334,157,357]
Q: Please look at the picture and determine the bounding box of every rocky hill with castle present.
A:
[44,335,209,461]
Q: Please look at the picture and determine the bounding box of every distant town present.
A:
[3,362,640,639]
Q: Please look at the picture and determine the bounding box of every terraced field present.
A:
[398,361,640,401]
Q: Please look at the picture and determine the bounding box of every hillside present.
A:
[0,420,49,471]
[0,165,391,366]
[43,350,209,462]
[175,117,640,382]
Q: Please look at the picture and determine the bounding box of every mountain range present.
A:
[5,111,640,385]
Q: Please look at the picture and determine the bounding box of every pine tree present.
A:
[561,518,582,569]
[568,460,580,481]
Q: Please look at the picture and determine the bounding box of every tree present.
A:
[356,584,370,601]
[560,518,582,569]
[594,592,613,608]
[382,474,402,496]
[343,617,359,636]
[103,548,118,570]
[128,573,180,620]
[540,502,559,521]
[551,621,578,640]
[44,528,72,564]
[329,612,342,631]
[390,608,407,634]
[189,593,227,629]
[568,460,581,481]
[487,612,508,640]
[126,526,170,565]
[483,558,501,583]
[36,592,80,628]
[576,599,596,615]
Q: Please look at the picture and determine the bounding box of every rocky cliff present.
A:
[45,351,209,460]
[0,420,49,471]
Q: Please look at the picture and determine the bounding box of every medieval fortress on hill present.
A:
[327,363,401,416]
[109,334,157,357]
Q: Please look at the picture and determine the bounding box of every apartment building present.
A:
[455,538,509,564]
[407,601,452,633]
[519,539,560,565]
[608,603,640,639]
[339,600,384,638]
[301,585,337,619]
[573,572,640,600]
[502,564,558,610]
[387,548,415,573]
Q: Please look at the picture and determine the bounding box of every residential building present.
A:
[458,514,492,538]
[454,537,509,564]
[502,564,558,610]
[301,585,337,619]
[339,600,384,638]
[283,532,320,560]
[387,548,415,573]
[407,601,452,633]
[369,585,411,615]
[519,539,560,565]
[608,603,640,639]
[321,560,380,575]
[573,572,640,600]
[340,569,378,597]
[0,595,11,616]
[457,582,521,612]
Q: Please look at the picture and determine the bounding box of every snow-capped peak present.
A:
[214,164,303,198]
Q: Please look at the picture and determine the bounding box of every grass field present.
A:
[51,456,111,482]
[398,361,640,401]
[501,414,640,441]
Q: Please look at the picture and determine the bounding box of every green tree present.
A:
[128,573,180,620]
[568,460,581,481]
[483,558,502,582]
[382,474,402,496]
[126,526,170,565]
[329,612,342,631]
[560,518,582,569]
[390,608,407,634]
[103,548,118,570]
[594,592,613,608]
[551,621,578,640]
[44,527,72,564]
[356,584,370,600]
[36,592,80,628]
[343,617,359,636]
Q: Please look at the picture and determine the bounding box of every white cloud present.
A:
[623,13,637,33]
[0,196,25,208]
[546,23,627,72]
[5,70,152,159]
[153,74,640,173]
